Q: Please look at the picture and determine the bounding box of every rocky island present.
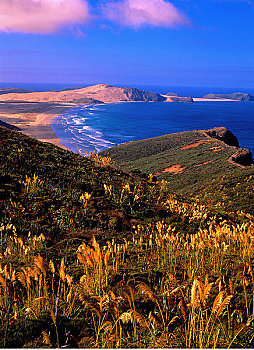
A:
[202,92,254,101]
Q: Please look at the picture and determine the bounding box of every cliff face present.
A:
[206,127,240,147]
[123,87,166,102]
[203,92,254,101]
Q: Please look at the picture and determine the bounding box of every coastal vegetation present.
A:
[0,125,254,347]
[102,128,254,216]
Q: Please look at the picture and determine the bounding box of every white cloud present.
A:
[0,0,90,34]
[101,0,189,29]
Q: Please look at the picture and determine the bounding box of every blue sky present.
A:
[0,0,254,88]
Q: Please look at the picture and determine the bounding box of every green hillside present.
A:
[101,128,254,215]
[0,126,254,348]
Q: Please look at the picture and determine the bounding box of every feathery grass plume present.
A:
[136,282,157,303]
[49,309,56,326]
[59,258,66,282]
[77,252,86,265]
[92,236,102,265]
[83,246,94,267]
[119,311,132,324]
[34,254,46,277]
[216,295,233,317]
[203,282,214,307]
[212,290,226,314]
[66,274,72,286]
[190,277,201,308]
[104,249,110,267]
[130,309,149,329]
[229,278,235,295]
[0,275,6,289]
[49,260,55,275]
[42,331,52,347]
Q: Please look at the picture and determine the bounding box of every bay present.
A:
[51,101,254,155]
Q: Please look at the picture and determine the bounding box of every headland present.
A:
[0,84,253,149]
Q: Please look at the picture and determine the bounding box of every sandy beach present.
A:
[193,97,236,102]
[0,90,242,152]
[0,101,78,149]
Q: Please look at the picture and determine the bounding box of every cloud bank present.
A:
[101,0,189,29]
[0,0,90,34]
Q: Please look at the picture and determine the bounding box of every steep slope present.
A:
[0,119,21,130]
[101,128,254,214]
[0,127,254,348]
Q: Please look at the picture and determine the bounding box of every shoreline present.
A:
[0,101,78,150]
[0,98,250,153]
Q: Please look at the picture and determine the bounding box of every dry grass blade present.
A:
[179,297,188,321]
[168,316,179,325]
[83,301,102,318]
[216,295,233,317]
[104,249,110,267]
[16,271,26,288]
[101,321,113,334]
[123,291,132,308]
[130,309,149,329]
[149,311,162,327]
[205,274,209,287]
[127,285,135,308]
[212,290,225,314]
[137,282,157,303]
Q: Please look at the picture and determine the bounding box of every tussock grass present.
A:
[1,126,254,347]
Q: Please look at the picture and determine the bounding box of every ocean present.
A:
[51,100,254,155]
[1,83,254,154]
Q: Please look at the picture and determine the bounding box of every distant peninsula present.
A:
[202,92,254,101]
[0,84,192,104]
[0,83,253,149]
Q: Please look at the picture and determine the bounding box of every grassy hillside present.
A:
[101,129,254,215]
[1,126,254,348]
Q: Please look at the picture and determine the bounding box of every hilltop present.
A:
[0,87,34,95]
[101,127,254,215]
[0,83,192,104]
